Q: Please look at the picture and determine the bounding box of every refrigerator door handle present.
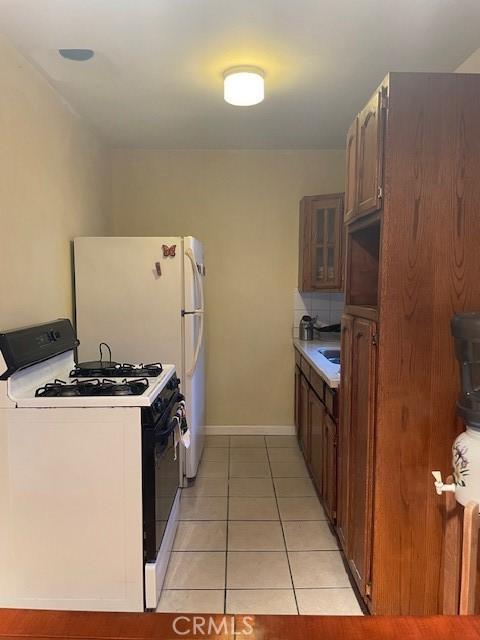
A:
[185,248,204,313]
[185,311,204,377]
[185,248,205,377]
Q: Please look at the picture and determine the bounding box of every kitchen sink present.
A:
[318,348,340,365]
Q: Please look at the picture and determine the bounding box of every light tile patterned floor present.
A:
[157,435,363,615]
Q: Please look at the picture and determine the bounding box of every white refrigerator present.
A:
[73,236,205,479]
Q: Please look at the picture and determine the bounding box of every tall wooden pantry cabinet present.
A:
[337,73,480,615]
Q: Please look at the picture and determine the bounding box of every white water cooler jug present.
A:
[433,313,480,506]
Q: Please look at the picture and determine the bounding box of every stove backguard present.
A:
[0,319,78,380]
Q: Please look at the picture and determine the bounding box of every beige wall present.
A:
[456,48,480,72]
[0,35,111,331]
[111,149,345,426]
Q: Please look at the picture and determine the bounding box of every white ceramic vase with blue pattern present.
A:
[452,426,480,506]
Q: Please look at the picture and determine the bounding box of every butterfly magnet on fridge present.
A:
[162,244,176,258]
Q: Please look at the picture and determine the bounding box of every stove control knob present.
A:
[169,377,179,389]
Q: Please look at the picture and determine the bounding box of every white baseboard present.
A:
[205,425,296,436]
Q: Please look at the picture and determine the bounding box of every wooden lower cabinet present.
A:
[308,388,325,496]
[337,314,377,600]
[323,413,337,523]
[294,365,301,437]
[337,315,353,549]
[294,348,338,526]
[298,373,310,461]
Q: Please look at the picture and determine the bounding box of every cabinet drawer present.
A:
[325,386,338,420]
[310,368,325,402]
[295,349,301,368]
[300,356,311,378]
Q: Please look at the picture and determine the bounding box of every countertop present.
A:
[294,333,340,389]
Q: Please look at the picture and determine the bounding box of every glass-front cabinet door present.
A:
[299,193,344,292]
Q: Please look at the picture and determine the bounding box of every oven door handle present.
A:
[153,395,185,440]
[154,414,180,441]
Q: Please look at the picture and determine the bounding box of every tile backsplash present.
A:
[292,289,345,337]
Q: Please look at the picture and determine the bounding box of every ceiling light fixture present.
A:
[223,66,264,106]
[59,49,95,62]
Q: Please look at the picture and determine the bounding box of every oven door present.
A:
[142,400,181,563]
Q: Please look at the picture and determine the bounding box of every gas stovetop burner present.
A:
[35,378,150,398]
[99,378,150,396]
[70,361,163,378]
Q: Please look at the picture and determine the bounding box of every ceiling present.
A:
[1,0,480,149]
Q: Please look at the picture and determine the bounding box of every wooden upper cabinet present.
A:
[356,89,386,218]
[344,84,387,225]
[344,118,358,224]
[298,193,344,292]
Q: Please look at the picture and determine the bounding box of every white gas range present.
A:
[0,319,185,612]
